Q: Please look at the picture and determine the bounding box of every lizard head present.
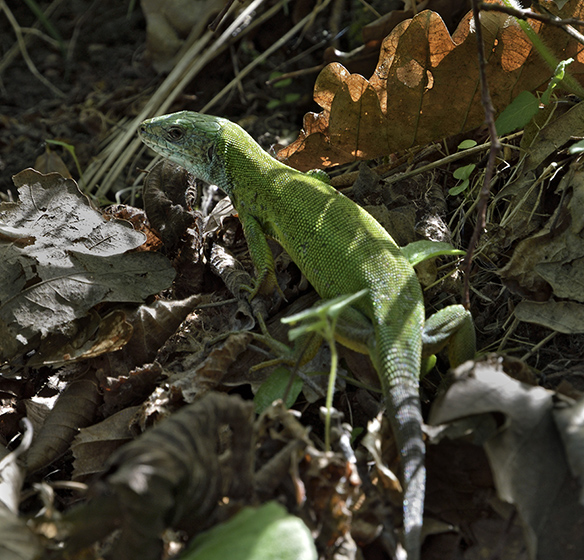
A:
[139,111,229,189]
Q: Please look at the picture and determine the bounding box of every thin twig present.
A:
[480,1,584,48]
[463,0,502,308]
[479,2,584,27]
[382,136,521,185]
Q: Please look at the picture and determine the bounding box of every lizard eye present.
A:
[166,126,184,141]
[207,145,214,161]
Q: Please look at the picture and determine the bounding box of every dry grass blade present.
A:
[85,0,333,199]
[85,0,266,198]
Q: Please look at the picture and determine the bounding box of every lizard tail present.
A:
[376,326,425,560]
[388,380,425,560]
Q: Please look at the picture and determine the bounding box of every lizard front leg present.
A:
[238,212,286,301]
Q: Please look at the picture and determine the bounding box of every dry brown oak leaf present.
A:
[279,0,584,170]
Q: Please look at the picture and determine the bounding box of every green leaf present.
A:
[266,99,281,110]
[458,139,477,150]
[180,502,317,560]
[453,163,475,181]
[254,367,304,414]
[495,91,539,136]
[269,72,293,89]
[400,240,465,267]
[283,93,301,104]
[448,180,469,196]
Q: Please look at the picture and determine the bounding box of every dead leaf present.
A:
[522,101,584,174]
[430,358,584,560]
[143,160,198,249]
[514,300,584,334]
[25,370,101,474]
[141,0,223,72]
[62,392,254,560]
[488,101,584,264]
[500,163,584,302]
[34,146,72,178]
[100,363,164,418]
[28,309,133,367]
[171,332,254,403]
[0,169,175,362]
[71,405,139,480]
[108,294,203,368]
[279,2,584,170]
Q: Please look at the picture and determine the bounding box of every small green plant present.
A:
[447,140,479,196]
[495,57,574,137]
[282,290,367,450]
[450,162,476,196]
[541,58,574,104]
[45,139,86,190]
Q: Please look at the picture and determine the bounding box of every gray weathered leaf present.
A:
[0,169,175,361]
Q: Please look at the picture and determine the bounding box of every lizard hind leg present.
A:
[422,304,476,368]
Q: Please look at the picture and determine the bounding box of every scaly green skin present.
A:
[139,111,474,560]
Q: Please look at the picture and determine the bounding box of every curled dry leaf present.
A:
[28,309,133,367]
[171,332,254,402]
[62,392,254,560]
[25,370,101,474]
[279,2,584,170]
[143,160,198,249]
[143,160,205,297]
[99,363,164,418]
[112,294,203,368]
[208,243,258,330]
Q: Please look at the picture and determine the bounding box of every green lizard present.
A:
[139,111,475,560]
